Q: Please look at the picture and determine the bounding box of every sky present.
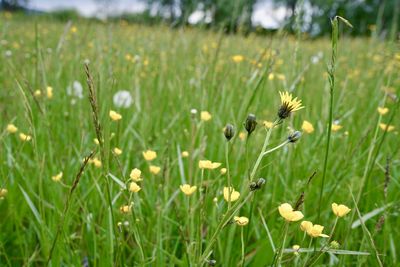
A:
[27,0,287,28]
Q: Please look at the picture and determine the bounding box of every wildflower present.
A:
[288,131,302,143]
[331,124,343,132]
[109,110,122,121]
[234,216,249,226]
[180,184,197,195]
[94,138,100,145]
[129,182,141,193]
[277,74,286,81]
[198,160,221,170]
[300,221,329,238]
[143,150,157,161]
[220,168,227,175]
[34,90,42,97]
[200,111,212,121]
[232,55,244,63]
[278,203,304,222]
[6,124,18,134]
[92,158,102,168]
[0,188,8,199]
[19,133,32,141]
[379,123,395,132]
[224,124,235,141]
[149,165,161,175]
[244,113,257,135]
[70,26,77,33]
[52,172,63,182]
[119,204,132,214]
[223,187,240,202]
[301,120,314,133]
[332,203,351,217]
[130,168,142,181]
[238,132,246,141]
[263,121,274,129]
[292,245,300,256]
[300,220,313,232]
[46,86,53,99]
[66,81,83,99]
[113,90,133,108]
[278,91,304,119]
[113,147,122,156]
[190,109,198,118]
[377,107,389,115]
[181,151,189,158]
[268,73,275,80]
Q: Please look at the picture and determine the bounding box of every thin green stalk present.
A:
[225,142,232,209]
[275,222,289,267]
[241,227,245,267]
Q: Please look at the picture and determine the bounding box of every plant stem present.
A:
[241,227,245,267]
[275,222,289,267]
[225,141,232,210]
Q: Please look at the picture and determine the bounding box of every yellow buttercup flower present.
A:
[331,124,343,132]
[232,55,244,63]
[180,184,197,195]
[109,110,122,121]
[200,111,212,121]
[19,133,32,141]
[34,90,41,97]
[332,203,351,217]
[223,187,240,202]
[0,188,8,199]
[278,91,304,119]
[113,147,122,155]
[263,121,274,129]
[181,151,189,158]
[46,86,53,99]
[300,220,313,232]
[143,150,157,161]
[239,132,246,141]
[300,221,329,238]
[379,123,395,132]
[149,165,161,175]
[92,158,102,168]
[119,203,133,214]
[52,172,63,182]
[129,182,141,193]
[234,216,249,226]
[6,124,18,134]
[278,203,304,222]
[94,138,100,145]
[198,160,221,170]
[302,120,314,133]
[292,244,300,255]
[130,168,142,181]
[377,107,389,115]
[220,168,227,175]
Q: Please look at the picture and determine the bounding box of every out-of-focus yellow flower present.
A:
[119,203,132,214]
[200,111,212,121]
[92,158,102,168]
[263,121,274,129]
[377,107,389,115]
[232,55,244,63]
[239,132,246,141]
[223,187,240,202]
[198,160,221,170]
[19,133,32,141]
[180,184,197,195]
[52,172,63,182]
[302,120,314,133]
[113,147,122,155]
[220,168,227,175]
[70,26,78,33]
[268,73,275,80]
[34,90,41,97]
[130,168,142,181]
[331,124,343,132]
[0,188,8,199]
[6,124,18,134]
[149,165,161,175]
[181,151,189,158]
[379,123,395,132]
[94,138,100,145]
[277,74,286,81]
[109,110,122,121]
[292,244,300,255]
[46,86,53,99]
[332,203,351,217]
[129,182,141,193]
[143,150,157,161]
[278,203,304,222]
[234,216,249,226]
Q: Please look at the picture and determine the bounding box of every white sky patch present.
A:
[252,1,287,29]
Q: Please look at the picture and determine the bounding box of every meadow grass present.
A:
[0,12,399,266]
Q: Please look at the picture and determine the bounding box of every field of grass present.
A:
[0,12,399,266]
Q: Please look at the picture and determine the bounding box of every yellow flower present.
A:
[278,91,304,119]
[143,150,157,161]
[149,165,161,175]
[52,172,63,182]
[263,121,274,129]
[109,110,122,121]
[268,73,275,80]
[198,160,221,170]
[130,168,142,181]
[180,184,197,195]
[70,26,78,33]
[46,86,53,99]
[0,188,8,199]
[223,187,240,202]
[377,107,389,115]
[181,151,189,158]
[300,220,313,232]
[94,138,100,145]
[6,124,18,134]
[234,216,249,226]
[379,123,395,132]
[277,74,286,81]
[332,203,351,217]
[232,55,244,63]
[300,221,329,237]
[200,111,212,121]
[129,182,141,193]
[302,120,314,133]
[239,132,246,141]
[19,133,32,141]
[119,203,132,214]
[34,90,41,97]
[113,147,122,156]
[331,124,343,132]
[220,168,227,175]
[292,244,300,255]
[278,203,304,222]
[92,158,102,168]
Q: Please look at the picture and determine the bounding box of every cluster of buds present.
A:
[249,178,266,191]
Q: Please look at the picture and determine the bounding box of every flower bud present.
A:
[244,114,257,135]
[224,124,235,141]
[288,131,302,143]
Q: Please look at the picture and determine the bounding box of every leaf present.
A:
[351,203,392,229]
[108,173,126,190]
[19,185,42,224]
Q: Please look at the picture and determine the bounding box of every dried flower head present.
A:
[278,203,304,222]
[288,131,302,143]
[224,124,235,141]
[332,203,351,217]
[278,91,304,119]
[244,114,257,135]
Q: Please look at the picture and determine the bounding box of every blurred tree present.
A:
[0,0,28,10]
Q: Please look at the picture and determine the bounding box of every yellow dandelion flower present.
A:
[180,184,197,195]
[200,111,212,121]
[19,133,32,141]
[379,123,395,132]
[130,168,142,181]
[377,107,389,115]
[234,216,249,226]
[302,120,314,133]
[142,150,157,161]
[278,91,304,119]
[46,86,53,99]
[198,160,221,170]
[331,124,343,132]
[278,203,304,222]
[109,110,122,121]
[223,187,240,202]
[181,151,189,158]
[0,188,8,199]
[52,172,63,182]
[149,165,161,175]
[332,203,351,217]
[232,55,244,63]
[6,124,18,134]
[129,182,141,193]
[220,168,227,175]
[113,147,122,155]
